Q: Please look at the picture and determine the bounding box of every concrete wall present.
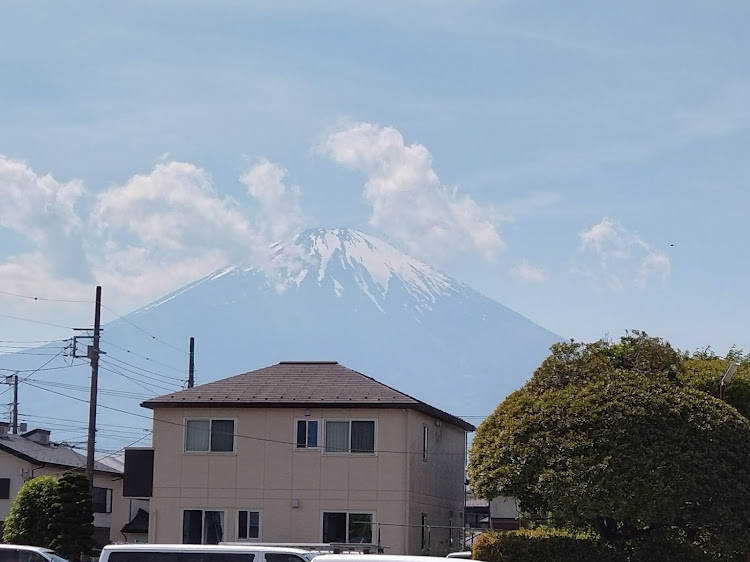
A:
[149,406,468,555]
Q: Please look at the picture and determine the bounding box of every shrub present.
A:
[472,529,625,562]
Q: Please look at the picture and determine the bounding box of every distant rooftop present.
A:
[142,361,474,431]
[0,432,122,474]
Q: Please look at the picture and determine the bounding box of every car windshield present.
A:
[302,555,318,562]
[43,551,71,562]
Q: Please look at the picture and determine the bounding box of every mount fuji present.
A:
[0,228,562,451]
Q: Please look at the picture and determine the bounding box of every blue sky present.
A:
[1,1,748,356]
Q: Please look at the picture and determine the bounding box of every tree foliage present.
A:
[2,476,58,546]
[468,332,750,560]
[49,472,94,559]
[2,472,94,559]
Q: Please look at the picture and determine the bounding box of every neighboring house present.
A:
[139,361,475,555]
[0,423,127,546]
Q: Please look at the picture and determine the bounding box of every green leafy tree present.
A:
[680,356,750,419]
[2,476,58,546]
[468,333,750,561]
[49,471,94,560]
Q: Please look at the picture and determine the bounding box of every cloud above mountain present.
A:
[0,155,91,281]
[575,217,670,289]
[318,122,505,262]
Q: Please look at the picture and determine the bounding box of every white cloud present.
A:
[511,259,548,283]
[318,122,504,262]
[91,161,254,253]
[0,156,90,280]
[240,158,305,246]
[577,217,670,289]
[0,156,312,323]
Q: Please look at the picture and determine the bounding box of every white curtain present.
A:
[325,421,350,452]
[185,420,210,451]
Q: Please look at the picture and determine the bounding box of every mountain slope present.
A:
[0,228,562,450]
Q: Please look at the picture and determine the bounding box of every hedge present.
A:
[472,529,624,562]
[471,529,717,562]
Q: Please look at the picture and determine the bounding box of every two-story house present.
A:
[0,423,127,546]
[140,361,474,555]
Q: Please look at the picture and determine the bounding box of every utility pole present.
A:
[86,286,102,493]
[12,373,18,434]
[188,337,195,388]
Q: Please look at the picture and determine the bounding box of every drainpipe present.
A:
[31,463,46,478]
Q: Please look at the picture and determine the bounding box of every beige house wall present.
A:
[0,452,126,544]
[405,410,466,556]
[149,406,467,555]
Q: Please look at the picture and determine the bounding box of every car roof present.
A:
[0,545,54,554]
[101,545,312,554]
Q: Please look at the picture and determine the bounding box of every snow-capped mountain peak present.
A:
[291,228,457,309]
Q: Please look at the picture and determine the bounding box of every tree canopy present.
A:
[2,476,58,546]
[468,332,750,560]
[2,472,94,559]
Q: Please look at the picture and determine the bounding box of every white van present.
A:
[99,544,318,562]
[0,545,70,562]
[313,556,460,562]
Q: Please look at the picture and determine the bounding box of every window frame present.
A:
[422,424,428,462]
[183,417,237,454]
[321,510,376,544]
[92,486,113,513]
[294,418,320,450]
[181,507,227,544]
[322,418,377,455]
[236,508,262,541]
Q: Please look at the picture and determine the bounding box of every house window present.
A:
[324,420,375,454]
[185,419,235,452]
[237,510,261,540]
[421,513,428,551]
[92,486,112,513]
[182,509,225,544]
[296,420,319,449]
[0,478,9,499]
[322,512,373,543]
[422,424,428,461]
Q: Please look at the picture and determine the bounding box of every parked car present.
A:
[445,553,472,559]
[0,545,70,562]
[99,544,318,562]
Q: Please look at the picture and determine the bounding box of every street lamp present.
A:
[719,363,740,401]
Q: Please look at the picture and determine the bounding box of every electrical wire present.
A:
[100,340,186,374]
[100,304,188,355]
[23,381,472,457]
[0,313,74,330]
[0,289,91,304]
[98,363,178,394]
[101,353,185,382]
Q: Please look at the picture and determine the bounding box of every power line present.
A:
[0,289,91,304]
[22,379,152,400]
[23,381,471,457]
[0,363,85,374]
[100,304,188,356]
[98,363,177,394]
[100,355,184,383]
[0,313,74,330]
[100,340,186,374]
[18,413,149,431]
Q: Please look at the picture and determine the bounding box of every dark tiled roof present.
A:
[142,361,474,431]
[122,508,149,534]
[0,435,122,474]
